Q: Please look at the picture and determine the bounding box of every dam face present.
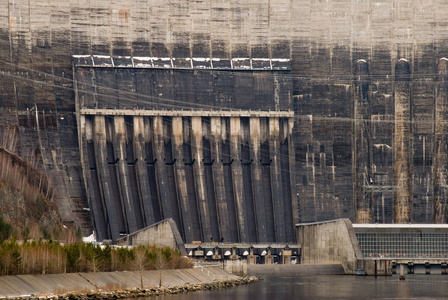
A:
[2,0,448,241]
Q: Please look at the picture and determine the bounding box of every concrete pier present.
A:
[133,116,156,226]
[172,116,198,242]
[94,116,121,241]
[250,118,267,242]
[210,117,234,243]
[114,116,140,233]
[191,116,213,242]
[230,117,247,242]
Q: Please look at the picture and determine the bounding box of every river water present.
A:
[146,275,448,300]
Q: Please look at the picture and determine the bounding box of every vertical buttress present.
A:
[202,118,221,242]
[280,119,294,242]
[105,117,127,234]
[434,58,448,223]
[394,59,412,223]
[134,116,156,226]
[114,116,139,233]
[230,117,247,242]
[153,116,183,236]
[143,117,163,222]
[354,60,373,223]
[288,117,299,237]
[241,118,257,242]
[172,116,199,242]
[250,117,267,242]
[270,117,285,242]
[211,117,235,242]
[260,117,275,241]
[191,117,213,242]
[83,115,108,240]
[94,115,121,241]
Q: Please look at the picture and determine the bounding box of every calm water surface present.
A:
[143,275,448,300]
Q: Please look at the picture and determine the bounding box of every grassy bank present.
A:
[0,240,192,276]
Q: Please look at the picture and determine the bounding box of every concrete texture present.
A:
[297,219,363,274]
[117,219,187,255]
[0,267,237,299]
[3,0,448,240]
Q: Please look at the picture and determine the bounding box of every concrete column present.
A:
[230,117,247,242]
[250,117,267,242]
[394,59,412,223]
[172,116,197,242]
[83,116,108,240]
[143,117,163,222]
[94,115,120,241]
[260,118,275,241]
[134,116,156,226]
[270,117,285,242]
[280,119,294,242]
[264,248,273,264]
[114,116,139,233]
[153,116,181,229]
[210,117,234,242]
[354,60,373,223]
[191,116,213,242]
[434,58,448,223]
[288,117,299,230]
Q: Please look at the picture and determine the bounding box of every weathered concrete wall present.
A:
[297,219,363,274]
[223,260,248,276]
[0,267,236,298]
[117,219,186,255]
[3,0,448,236]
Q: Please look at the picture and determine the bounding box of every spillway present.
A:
[79,110,297,243]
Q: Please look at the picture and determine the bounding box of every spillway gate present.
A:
[78,109,298,243]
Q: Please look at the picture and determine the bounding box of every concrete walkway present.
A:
[0,267,237,298]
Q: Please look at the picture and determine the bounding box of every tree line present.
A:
[0,239,192,276]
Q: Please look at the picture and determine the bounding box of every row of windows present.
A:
[356,233,448,259]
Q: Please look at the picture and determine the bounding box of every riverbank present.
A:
[57,277,258,299]
[0,267,258,299]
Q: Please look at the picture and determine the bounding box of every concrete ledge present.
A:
[0,267,237,299]
[80,108,294,118]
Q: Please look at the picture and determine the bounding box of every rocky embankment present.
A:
[0,267,258,299]
[54,277,259,300]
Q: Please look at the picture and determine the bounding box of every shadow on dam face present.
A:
[80,111,298,244]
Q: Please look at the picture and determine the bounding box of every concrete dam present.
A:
[2,0,448,242]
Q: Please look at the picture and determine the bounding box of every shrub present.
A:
[0,217,11,242]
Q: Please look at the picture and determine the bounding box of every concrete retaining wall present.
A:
[0,267,236,299]
[117,219,187,255]
[297,219,363,274]
[247,264,346,276]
